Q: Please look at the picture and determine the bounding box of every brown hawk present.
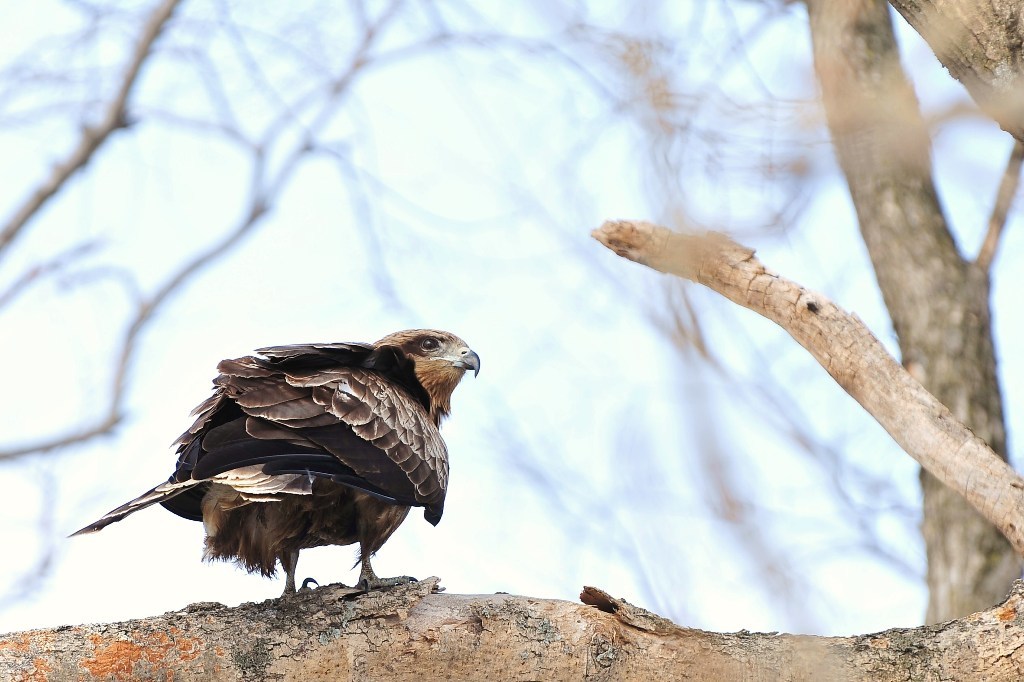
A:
[72,329,479,594]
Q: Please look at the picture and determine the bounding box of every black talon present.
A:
[299,577,319,591]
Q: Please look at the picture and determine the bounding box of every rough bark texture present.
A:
[806,0,1020,624]
[592,221,1024,560]
[888,0,1024,142]
[5,577,1024,681]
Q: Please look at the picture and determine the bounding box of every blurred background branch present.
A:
[0,0,181,262]
[977,140,1023,272]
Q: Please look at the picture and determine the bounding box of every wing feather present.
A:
[223,378,308,408]
[215,358,275,378]
[320,368,448,507]
[174,346,448,522]
[240,396,326,421]
[73,336,461,536]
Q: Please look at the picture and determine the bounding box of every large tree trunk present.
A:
[5,578,1024,681]
[804,0,1021,624]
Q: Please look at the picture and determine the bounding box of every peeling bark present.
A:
[5,577,1024,680]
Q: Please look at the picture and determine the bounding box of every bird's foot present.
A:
[357,575,417,592]
[299,577,319,591]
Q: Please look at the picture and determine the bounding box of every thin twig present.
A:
[0,470,58,608]
[0,0,182,264]
[0,241,98,310]
[0,160,269,463]
[0,3,403,463]
[976,140,1024,272]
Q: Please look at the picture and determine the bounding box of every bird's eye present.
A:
[419,337,440,351]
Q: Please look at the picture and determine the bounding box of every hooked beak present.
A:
[451,348,481,377]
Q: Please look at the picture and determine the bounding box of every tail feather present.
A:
[69,480,197,536]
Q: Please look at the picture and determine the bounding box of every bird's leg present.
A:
[279,549,299,596]
[357,552,379,587]
[356,546,416,591]
[352,499,415,591]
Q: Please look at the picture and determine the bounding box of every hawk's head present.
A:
[375,329,480,422]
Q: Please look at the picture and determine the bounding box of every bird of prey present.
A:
[72,329,479,594]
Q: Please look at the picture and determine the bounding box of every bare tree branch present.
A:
[5,577,1024,679]
[977,140,1024,272]
[592,219,1024,557]
[0,157,267,463]
[0,2,405,463]
[0,0,181,264]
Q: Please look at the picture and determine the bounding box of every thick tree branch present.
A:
[5,577,1024,680]
[977,140,1024,272]
[888,0,1024,142]
[0,0,181,264]
[592,220,1024,557]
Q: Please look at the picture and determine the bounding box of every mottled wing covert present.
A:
[309,368,449,510]
[167,345,448,524]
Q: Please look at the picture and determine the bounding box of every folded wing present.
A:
[72,341,449,536]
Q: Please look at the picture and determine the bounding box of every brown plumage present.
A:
[72,329,479,594]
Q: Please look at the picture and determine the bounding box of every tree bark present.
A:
[888,0,1024,142]
[805,0,1020,624]
[5,577,1024,680]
